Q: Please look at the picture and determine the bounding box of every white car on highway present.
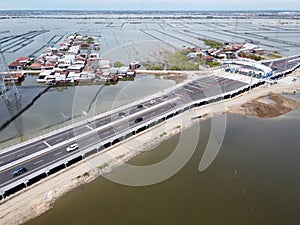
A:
[66,143,79,152]
[150,99,156,104]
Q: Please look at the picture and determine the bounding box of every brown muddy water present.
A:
[24,112,300,225]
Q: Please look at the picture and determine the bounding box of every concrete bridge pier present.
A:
[24,179,28,187]
[0,189,4,200]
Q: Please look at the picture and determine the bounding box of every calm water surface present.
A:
[0,75,175,142]
[24,112,300,225]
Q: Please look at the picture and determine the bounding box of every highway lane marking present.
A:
[174,93,184,97]
[88,137,97,141]
[197,79,215,85]
[102,130,111,135]
[97,121,106,126]
[34,159,43,165]
[184,88,194,93]
[114,126,124,131]
[44,129,73,142]
[43,141,51,148]
[37,145,44,149]
[86,125,94,130]
[17,152,26,157]
[1,158,55,187]
[196,79,215,85]
[73,127,85,132]
[54,151,63,156]
[186,83,201,89]
[195,81,213,87]
[0,141,47,158]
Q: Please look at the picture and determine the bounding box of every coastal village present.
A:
[6,33,139,85]
[187,39,280,63]
[4,33,282,86]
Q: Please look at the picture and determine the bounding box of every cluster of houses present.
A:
[7,34,138,85]
[188,42,266,63]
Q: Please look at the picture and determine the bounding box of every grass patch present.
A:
[145,49,200,71]
[206,61,221,67]
[146,63,164,70]
[114,61,125,67]
[199,38,223,49]
[168,49,199,70]
[268,52,283,59]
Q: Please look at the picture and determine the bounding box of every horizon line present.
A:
[0,9,299,12]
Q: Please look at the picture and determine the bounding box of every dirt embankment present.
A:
[230,92,300,118]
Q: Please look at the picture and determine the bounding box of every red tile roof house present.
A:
[8,61,26,70]
[29,62,42,70]
[8,56,31,70]
[16,57,30,64]
[202,55,214,62]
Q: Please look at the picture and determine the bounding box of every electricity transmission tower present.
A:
[0,47,22,131]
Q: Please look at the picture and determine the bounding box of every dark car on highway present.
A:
[135,117,143,123]
[118,112,126,117]
[12,166,27,177]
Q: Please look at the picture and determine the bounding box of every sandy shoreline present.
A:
[0,68,300,225]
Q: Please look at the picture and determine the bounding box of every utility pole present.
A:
[0,46,23,136]
[61,112,69,141]
[0,47,21,106]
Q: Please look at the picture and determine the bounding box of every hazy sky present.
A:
[0,0,299,10]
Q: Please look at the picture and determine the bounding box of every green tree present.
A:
[114,61,124,67]
[87,37,94,44]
